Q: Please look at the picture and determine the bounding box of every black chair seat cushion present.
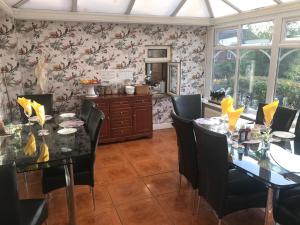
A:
[20,199,48,225]
[225,169,267,216]
[42,157,93,193]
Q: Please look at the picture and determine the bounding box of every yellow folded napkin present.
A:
[37,142,49,163]
[221,97,234,116]
[228,107,244,132]
[263,100,279,127]
[17,97,32,116]
[31,101,45,126]
[24,133,36,156]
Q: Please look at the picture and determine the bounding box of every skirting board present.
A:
[153,123,173,130]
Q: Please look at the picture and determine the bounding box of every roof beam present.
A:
[273,0,282,4]
[0,0,13,16]
[222,0,241,13]
[170,0,187,17]
[71,0,77,12]
[125,0,135,15]
[12,0,29,8]
[13,8,212,25]
[204,0,214,18]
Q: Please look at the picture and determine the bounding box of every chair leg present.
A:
[192,189,198,215]
[178,174,182,191]
[218,219,222,225]
[24,172,29,196]
[91,187,96,210]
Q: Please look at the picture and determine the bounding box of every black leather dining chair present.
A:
[255,103,297,132]
[171,111,198,190]
[0,163,48,225]
[171,94,202,120]
[295,113,300,139]
[80,99,95,124]
[193,123,267,224]
[18,94,53,123]
[273,185,300,225]
[42,107,105,209]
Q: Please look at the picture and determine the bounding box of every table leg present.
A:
[64,164,77,225]
[264,188,275,225]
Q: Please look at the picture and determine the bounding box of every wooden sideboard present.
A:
[88,94,153,143]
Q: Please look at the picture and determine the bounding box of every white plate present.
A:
[272,131,295,139]
[59,120,84,128]
[59,113,76,118]
[57,128,77,135]
[28,115,52,122]
[243,139,261,144]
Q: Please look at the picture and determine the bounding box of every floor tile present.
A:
[143,172,179,196]
[107,179,152,205]
[116,198,172,225]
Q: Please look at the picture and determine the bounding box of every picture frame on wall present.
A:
[167,62,181,96]
[145,45,171,63]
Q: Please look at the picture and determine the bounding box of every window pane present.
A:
[275,48,300,109]
[215,29,238,46]
[78,0,130,13]
[20,0,72,10]
[177,0,209,17]
[241,21,274,45]
[209,0,238,18]
[212,50,236,96]
[285,20,300,40]
[227,0,276,12]
[131,0,181,16]
[237,49,271,110]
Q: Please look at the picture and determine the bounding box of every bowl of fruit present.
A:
[80,79,100,97]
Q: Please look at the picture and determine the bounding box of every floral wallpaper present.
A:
[0,10,207,124]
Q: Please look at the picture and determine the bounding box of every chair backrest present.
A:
[193,123,228,217]
[256,103,297,131]
[295,114,300,139]
[80,99,95,123]
[87,107,105,151]
[171,94,202,120]
[271,106,297,132]
[255,103,266,125]
[0,164,21,225]
[171,111,198,189]
[18,94,53,123]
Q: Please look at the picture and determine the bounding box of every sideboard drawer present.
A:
[110,99,131,109]
[110,118,132,128]
[110,109,131,119]
[133,96,152,107]
[111,127,132,137]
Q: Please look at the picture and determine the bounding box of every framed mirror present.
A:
[167,62,181,96]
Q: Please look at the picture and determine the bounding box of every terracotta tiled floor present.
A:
[18,128,265,225]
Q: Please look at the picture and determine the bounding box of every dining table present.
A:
[195,117,300,225]
[0,115,91,225]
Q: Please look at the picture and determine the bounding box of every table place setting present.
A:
[59,120,84,128]
[59,113,76,118]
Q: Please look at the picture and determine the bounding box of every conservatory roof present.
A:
[1,0,300,25]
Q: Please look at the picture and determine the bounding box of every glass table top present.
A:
[195,118,300,189]
[0,116,91,173]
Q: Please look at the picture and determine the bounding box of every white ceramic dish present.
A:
[59,120,84,128]
[59,113,76,118]
[57,128,77,135]
[272,131,295,139]
[29,115,52,122]
[125,86,135,95]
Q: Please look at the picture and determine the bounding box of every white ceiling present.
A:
[3,0,300,18]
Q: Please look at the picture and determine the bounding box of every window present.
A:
[215,29,238,46]
[237,49,270,109]
[212,21,273,111]
[210,17,300,111]
[241,21,274,45]
[212,50,236,96]
[285,20,300,41]
[275,48,300,109]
